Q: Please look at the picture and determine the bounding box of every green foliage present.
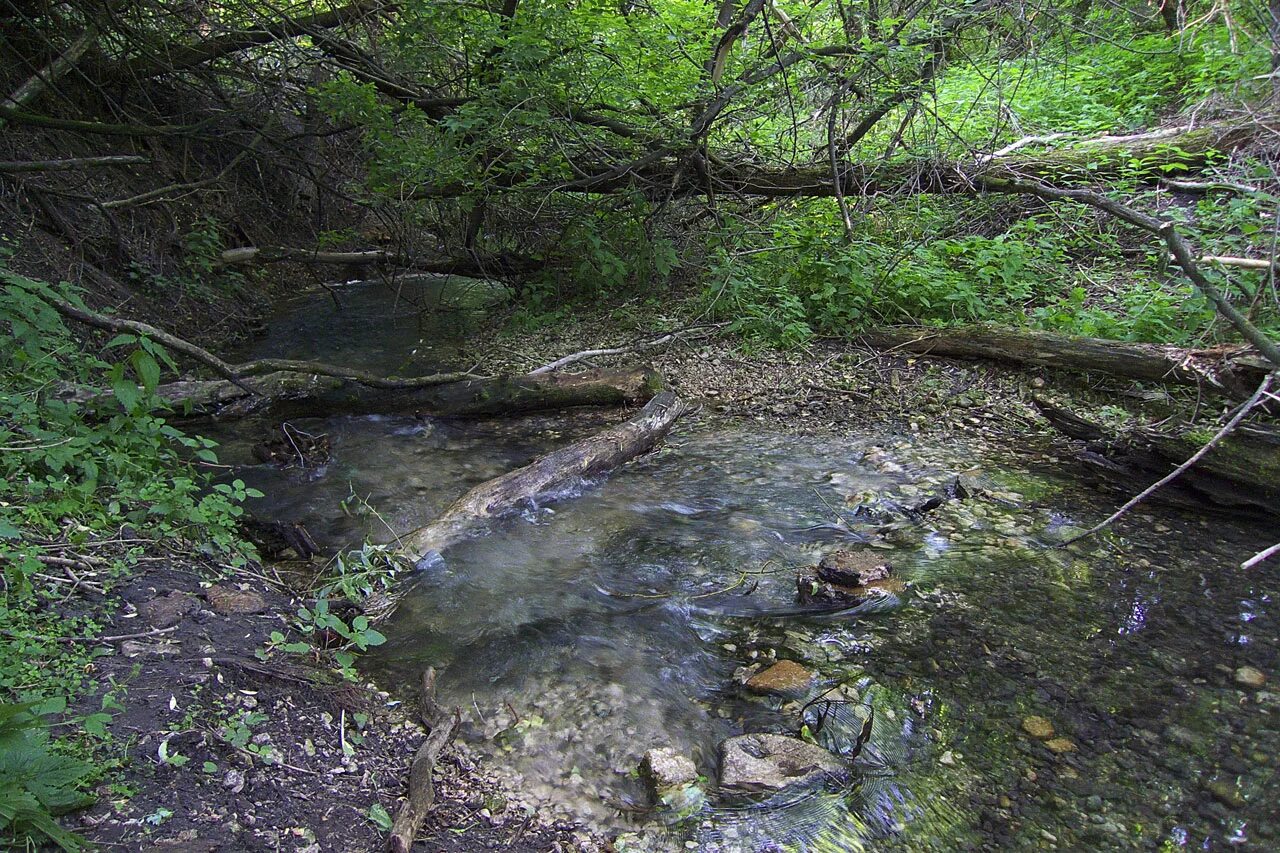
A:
[701,195,1242,348]
[0,262,260,837]
[0,272,256,592]
[0,700,95,851]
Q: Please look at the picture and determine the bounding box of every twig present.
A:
[389,667,460,853]
[1059,373,1275,547]
[528,326,720,375]
[1242,541,1280,570]
[0,156,149,174]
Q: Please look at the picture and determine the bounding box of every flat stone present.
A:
[1021,716,1056,740]
[817,550,892,587]
[205,584,268,615]
[745,660,815,696]
[796,566,905,606]
[1044,737,1076,754]
[640,747,698,792]
[719,733,846,793]
[1207,780,1245,809]
[1235,666,1266,689]
[137,590,196,628]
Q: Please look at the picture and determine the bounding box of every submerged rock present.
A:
[796,561,904,606]
[1235,666,1267,689]
[745,660,815,696]
[719,733,846,793]
[1021,716,1056,740]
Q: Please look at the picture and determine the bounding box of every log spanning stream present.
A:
[225,281,1278,850]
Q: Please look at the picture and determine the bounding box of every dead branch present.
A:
[389,667,459,853]
[402,391,690,558]
[0,25,99,119]
[1059,373,1276,547]
[18,282,478,391]
[1242,541,1280,569]
[528,326,720,375]
[0,155,149,173]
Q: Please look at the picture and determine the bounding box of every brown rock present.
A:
[1044,737,1076,754]
[138,590,196,628]
[205,584,268,615]
[797,566,904,606]
[817,550,892,587]
[746,660,815,696]
[1235,666,1266,689]
[1021,716,1055,740]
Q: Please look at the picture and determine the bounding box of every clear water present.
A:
[236,285,1280,850]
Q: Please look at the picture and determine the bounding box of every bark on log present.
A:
[216,245,541,277]
[860,326,1272,400]
[0,155,149,173]
[402,391,690,557]
[147,367,665,420]
[389,667,458,853]
[1033,396,1280,515]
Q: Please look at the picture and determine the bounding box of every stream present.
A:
[227,281,1277,851]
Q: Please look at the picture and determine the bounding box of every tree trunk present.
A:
[402,391,689,558]
[1033,396,1280,515]
[860,326,1272,400]
[145,367,665,420]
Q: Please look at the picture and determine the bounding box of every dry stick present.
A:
[1059,373,1275,547]
[1242,541,1280,570]
[0,25,99,122]
[21,285,480,391]
[528,326,719,375]
[389,667,460,853]
[0,155,150,173]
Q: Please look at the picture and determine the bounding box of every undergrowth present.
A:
[0,260,258,849]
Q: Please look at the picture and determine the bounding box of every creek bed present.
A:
[231,282,1278,850]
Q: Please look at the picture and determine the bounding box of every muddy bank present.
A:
[70,542,598,852]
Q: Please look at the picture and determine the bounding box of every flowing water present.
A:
[231,282,1279,851]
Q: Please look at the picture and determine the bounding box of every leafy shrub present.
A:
[0,700,95,851]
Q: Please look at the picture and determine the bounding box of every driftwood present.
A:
[861,326,1273,400]
[0,155,150,173]
[389,667,459,853]
[403,391,690,557]
[144,366,664,420]
[1033,395,1280,516]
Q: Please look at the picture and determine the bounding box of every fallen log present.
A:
[860,325,1272,400]
[1032,395,1280,516]
[402,391,690,557]
[389,667,458,853]
[146,366,664,420]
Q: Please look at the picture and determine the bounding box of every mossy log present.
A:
[402,391,690,558]
[148,367,664,420]
[1033,396,1280,515]
[861,326,1272,400]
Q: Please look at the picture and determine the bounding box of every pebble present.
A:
[1044,738,1076,754]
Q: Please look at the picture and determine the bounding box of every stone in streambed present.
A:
[639,748,705,818]
[640,748,697,792]
[1235,666,1267,689]
[1021,716,1055,740]
[745,660,815,696]
[1044,737,1076,754]
[817,550,892,587]
[719,733,846,793]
